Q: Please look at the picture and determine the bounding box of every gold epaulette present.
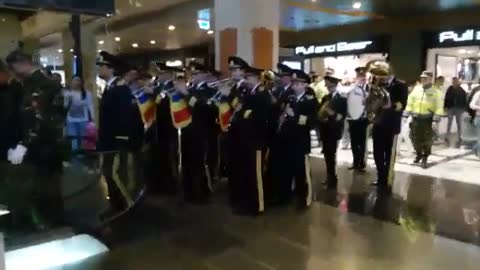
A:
[258,86,265,92]
[117,79,126,86]
[306,94,315,100]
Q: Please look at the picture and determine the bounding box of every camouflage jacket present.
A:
[21,70,66,145]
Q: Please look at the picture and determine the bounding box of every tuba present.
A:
[365,60,391,123]
[318,97,332,123]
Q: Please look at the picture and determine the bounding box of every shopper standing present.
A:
[469,89,480,157]
[64,76,95,152]
[444,77,468,147]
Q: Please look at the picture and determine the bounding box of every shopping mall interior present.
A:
[1,0,480,269]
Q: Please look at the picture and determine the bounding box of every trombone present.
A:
[207,78,233,88]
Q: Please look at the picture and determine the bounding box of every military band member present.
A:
[149,62,181,194]
[404,71,444,169]
[347,67,369,172]
[97,51,135,215]
[224,56,249,207]
[318,74,347,189]
[276,70,319,208]
[6,50,67,225]
[182,62,217,203]
[371,65,408,189]
[206,69,223,183]
[236,66,272,215]
[265,63,294,203]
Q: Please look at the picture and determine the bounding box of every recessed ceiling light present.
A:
[97,50,102,53]
[106,13,113,17]
[207,30,214,35]
[132,43,139,48]
[57,49,63,53]
[98,40,105,45]
[311,0,317,2]
[353,2,362,9]
[70,49,74,52]
[168,25,176,31]
[1,18,6,22]
[150,40,156,45]
[114,37,121,42]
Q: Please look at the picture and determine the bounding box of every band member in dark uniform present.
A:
[236,66,272,215]
[276,70,319,208]
[318,74,347,190]
[371,63,408,190]
[97,51,143,216]
[206,69,223,183]
[149,62,181,194]
[182,62,217,203]
[347,67,369,172]
[265,63,294,204]
[224,56,249,207]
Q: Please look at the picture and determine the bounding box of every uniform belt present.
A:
[412,114,433,120]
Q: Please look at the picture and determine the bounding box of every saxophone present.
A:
[318,97,332,123]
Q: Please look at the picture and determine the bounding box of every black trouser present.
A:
[181,126,211,202]
[321,135,339,187]
[348,119,368,168]
[239,143,265,214]
[372,124,396,186]
[102,152,128,210]
[265,133,288,203]
[227,123,243,206]
[150,131,178,194]
[282,147,312,207]
[207,126,220,182]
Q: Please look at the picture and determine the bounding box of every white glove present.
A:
[8,145,27,165]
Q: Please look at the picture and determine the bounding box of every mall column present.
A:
[214,0,280,72]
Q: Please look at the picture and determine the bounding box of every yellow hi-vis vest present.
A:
[310,80,328,102]
[405,84,444,120]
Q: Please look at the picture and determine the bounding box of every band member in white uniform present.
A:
[347,67,369,172]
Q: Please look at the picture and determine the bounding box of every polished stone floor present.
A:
[47,159,480,270]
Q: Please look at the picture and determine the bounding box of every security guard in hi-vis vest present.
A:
[275,70,319,209]
[6,50,68,227]
[182,62,217,203]
[235,66,272,215]
[404,71,444,169]
[148,62,182,195]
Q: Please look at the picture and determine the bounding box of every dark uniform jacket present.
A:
[21,70,66,167]
[152,80,176,141]
[187,82,217,135]
[280,92,319,154]
[98,82,144,151]
[319,92,347,141]
[378,78,408,134]
[238,83,272,148]
[0,79,24,160]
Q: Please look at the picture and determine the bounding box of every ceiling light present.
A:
[353,2,362,9]
[106,13,113,17]
[150,40,156,45]
[97,50,102,53]
[57,49,63,53]
[207,30,214,35]
[132,43,139,48]
[114,37,121,42]
[311,0,317,2]
[69,49,74,52]
[98,40,105,45]
[1,18,6,22]
[168,25,176,31]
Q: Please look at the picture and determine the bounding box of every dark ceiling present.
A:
[0,7,35,20]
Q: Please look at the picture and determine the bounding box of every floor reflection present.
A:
[310,157,480,246]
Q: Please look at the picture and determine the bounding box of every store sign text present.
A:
[439,29,480,43]
[295,41,373,56]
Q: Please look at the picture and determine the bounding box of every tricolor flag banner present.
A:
[133,90,156,129]
[218,102,233,132]
[169,92,192,129]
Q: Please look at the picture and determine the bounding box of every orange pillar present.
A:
[214,0,280,72]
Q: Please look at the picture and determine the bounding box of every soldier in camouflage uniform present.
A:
[6,50,68,227]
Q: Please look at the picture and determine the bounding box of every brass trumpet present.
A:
[318,98,332,122]
[207,78,234,88]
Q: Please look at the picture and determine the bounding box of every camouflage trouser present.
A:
[410,118,434,157]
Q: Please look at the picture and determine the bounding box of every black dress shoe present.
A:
[348,165,357,170]
[413,156,422,164]
[356,167,367,173]
[421,156,428,169]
